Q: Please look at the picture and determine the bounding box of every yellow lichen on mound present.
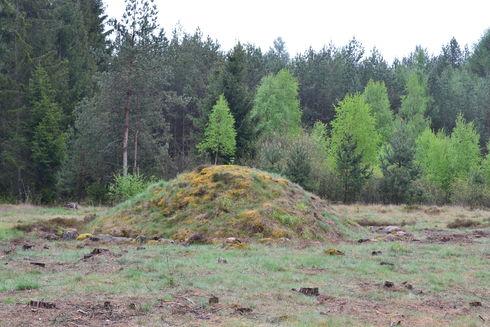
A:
[76,233,93,241]
[90,165,349,241]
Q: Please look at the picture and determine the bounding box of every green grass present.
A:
[272,210,301,226]
[0,273,40,292]
[0,225,23,241]
[0,203,489,326]
[4,241,485,301]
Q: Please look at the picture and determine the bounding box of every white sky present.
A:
[104,0,490,63]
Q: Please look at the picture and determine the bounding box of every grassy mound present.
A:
[90,165,352,241]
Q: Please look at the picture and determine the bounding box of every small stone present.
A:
[62,229,79,240]
[225,237,240,244]
[135,235,147,244]
[64,202,79,210]
[380,226,402,234]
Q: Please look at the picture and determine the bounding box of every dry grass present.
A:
[0,204,103,241]
[331,204,490,232]
[447,218,482,229]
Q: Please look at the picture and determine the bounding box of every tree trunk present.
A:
[133,130,138,174]
[214,152,218,165]
[122,91,131,176]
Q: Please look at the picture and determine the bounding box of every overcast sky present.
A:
[104,0,490,62]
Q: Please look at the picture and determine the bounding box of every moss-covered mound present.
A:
[90,165,351,241]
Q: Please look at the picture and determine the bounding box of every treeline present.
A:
[0,0,489,206]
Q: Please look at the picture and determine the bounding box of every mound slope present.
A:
[91,165,350,241]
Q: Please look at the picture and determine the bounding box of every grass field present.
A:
[0,204,488,326]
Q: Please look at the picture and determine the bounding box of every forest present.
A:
[1,0,490,206]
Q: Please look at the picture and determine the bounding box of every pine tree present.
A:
[336,133,372,203]
[265,37,289,74]
[198,95,236,164]
[380,122,420,203]
[470,29,490,77]
[111,0,164,176]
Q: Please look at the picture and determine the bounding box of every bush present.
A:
[255,135,289,175]
[255,131,346,201]
[86,182,109,205]
[360,177,383,203]
[108,173,153,203]
[315,167,341,201]
[284,136,315,190]
[450,171,490,208]
[447,218,481,229]
[409,178,447,205]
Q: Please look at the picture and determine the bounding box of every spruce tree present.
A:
[198,95,236,164]
[29,66,66,202]
[219,43,254,158]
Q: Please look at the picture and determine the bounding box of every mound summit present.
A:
[91,165,350,241]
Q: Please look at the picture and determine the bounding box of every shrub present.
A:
[316,170,342,201]
[108,173,153,203]
[255,133,318,192]
[254,130,346,201]
[450,171,490,208]
[86,182,108,204]
[447,218,481,229]
[483,150,490,184]
[255,135,289,175]
[284,135,314,190]
[409,178,447,205]
[360,176,383,203]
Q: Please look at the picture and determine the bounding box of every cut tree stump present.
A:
[293,287,319,296]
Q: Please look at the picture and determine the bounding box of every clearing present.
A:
[0,202,488,326]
